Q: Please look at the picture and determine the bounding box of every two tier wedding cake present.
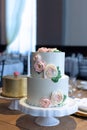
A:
[27,47,69,108]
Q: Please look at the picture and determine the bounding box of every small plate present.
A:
[77,85,87,90]
[74,97,87,117]
[74,98,87,112]
[75,110,87,117]
[80,81,87,90]
[80,81,87,85]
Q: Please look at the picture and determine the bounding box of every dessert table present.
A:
[0,80,87,130]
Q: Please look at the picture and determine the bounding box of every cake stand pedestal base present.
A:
[18,97,78,127]
[8,99,20,110]
[0,93,21,110]
[35,117,60,126]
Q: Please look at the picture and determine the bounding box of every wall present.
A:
[64,0,87,46]
[37,0,87,47]
[0,0,7,52]
[0,0,7,46]
[37,0,63,46]
[36,0,87,56]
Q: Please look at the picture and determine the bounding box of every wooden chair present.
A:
[0,59,5,87]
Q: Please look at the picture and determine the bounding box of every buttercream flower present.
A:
[48,48,58,52]
[44,64,58,79]
[37,47,48,52]
[40,98,51,108]
[34,60,46,73]
[51,91,63,106]
[33,54,42,62]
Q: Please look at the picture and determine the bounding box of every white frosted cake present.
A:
[27,47,69,108]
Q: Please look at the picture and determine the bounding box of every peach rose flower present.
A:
[37,47,59,52]
[37,47,48,52]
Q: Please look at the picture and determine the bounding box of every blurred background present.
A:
[0,0,87,80]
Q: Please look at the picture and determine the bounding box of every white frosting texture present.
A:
[27,75,69,107]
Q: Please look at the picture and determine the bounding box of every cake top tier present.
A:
[30,47,65,82]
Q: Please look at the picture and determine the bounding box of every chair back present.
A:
[0,59,5,87]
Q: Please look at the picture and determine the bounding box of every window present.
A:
[6,0,36,55]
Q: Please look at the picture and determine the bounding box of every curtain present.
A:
[0,0,7,45]
[6,0,36,54]
[6,0,25,44]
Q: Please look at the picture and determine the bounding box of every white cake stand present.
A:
[0,92,21,110]
[18,97,78,126]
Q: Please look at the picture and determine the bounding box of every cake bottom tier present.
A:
[27,75,69,107]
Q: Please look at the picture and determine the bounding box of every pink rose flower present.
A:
[34,60,46,73]
[40,98,51,108]
[33,54,42,62]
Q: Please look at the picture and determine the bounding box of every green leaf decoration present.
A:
[51,66,61,83]
[53,50,60,52]
[63,95,67,102]
[51,77,59,82]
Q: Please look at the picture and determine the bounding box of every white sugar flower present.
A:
[44,64,58,79]
[51,91,64,106]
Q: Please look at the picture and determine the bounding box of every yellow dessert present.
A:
[2,74,27,98]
